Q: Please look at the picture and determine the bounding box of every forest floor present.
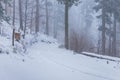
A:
[0,34,120,80]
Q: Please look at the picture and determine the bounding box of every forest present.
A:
[0,0,120,80]
[0,0,120,57]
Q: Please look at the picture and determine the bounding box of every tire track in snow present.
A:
[38,53,116,80]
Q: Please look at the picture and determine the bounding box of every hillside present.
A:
[1,0,120,80]
[0,33,120,80]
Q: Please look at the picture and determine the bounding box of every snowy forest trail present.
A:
[26,38,120,80]
[0,36,120,80]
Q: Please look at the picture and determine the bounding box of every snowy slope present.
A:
[0,21,36,54]
[0,34,120,80]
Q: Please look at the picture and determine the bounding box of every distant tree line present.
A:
[94,0,120,57]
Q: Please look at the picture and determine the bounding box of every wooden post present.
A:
[15,32,20,41]
[12,28,15,46]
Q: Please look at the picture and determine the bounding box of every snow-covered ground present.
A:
[0,34,120,80]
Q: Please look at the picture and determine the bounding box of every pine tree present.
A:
[35,0,40,34]
[94,0,111,55]
[57,0,80,49]
[110,0,120,56]
[12,0,15,46]
[19,0,23,31]
[94,0,120,56]
[45,0,49,35]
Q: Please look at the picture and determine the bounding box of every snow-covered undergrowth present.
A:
[0,21,36,54]
[0,21,13,54]
[0,31,120,80]
[0,36,12,53]
[0,21,120,80]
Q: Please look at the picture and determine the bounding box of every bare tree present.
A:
[45,0,49,35]
[30,4,34,33]
[64,0,69,49]
[12,0,15,46]
[101,1,106,55]
[23,0,28,38]
[112,13,117,56]
[35,0,40,34]
[19,0,23,31]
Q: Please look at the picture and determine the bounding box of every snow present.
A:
[82,52,120,62]
[0,21,12,37]
[0,34,120,80]
[0,35,12,54]
[0,21,26,54]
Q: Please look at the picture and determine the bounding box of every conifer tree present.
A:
[57,0,81,49]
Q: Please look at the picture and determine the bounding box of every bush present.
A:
[69,30,95,53]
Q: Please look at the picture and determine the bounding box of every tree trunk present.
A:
[108,24,112,56]
[12,0,15,46]
[112,13,117,56]
[101,2,106,55]
[5,2,8,15]
[30,6,34,34]
[23,0,28,39]
[35,0,39,34]
[45,0,49,35]
[53,1,57,38]
[19,0,23,31]
[65,0,69,49]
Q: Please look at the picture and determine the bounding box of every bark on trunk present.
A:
[12,0,15,46]
[101,2,106,55]
[35,0,39,34]
[112,13,117,56]
[19,0,23,31]
[23,0,28,39]
[45,0,49,35]
[65,0,69,49]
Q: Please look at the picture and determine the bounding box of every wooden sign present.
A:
[15,33,20,41]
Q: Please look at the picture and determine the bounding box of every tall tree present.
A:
[94,0,110,55]
[19,0,23,31]
[12,0,15,46]
[23,0,28,39]
[101,0,106,55]
[30,3,34,33]
[112,13,117,56]
[0,0,10,22]
[111,0,120,56]
[57,0,80,49]
[64,0,69,49]
[35,0,40,34]
[94,0,120,56]
[45,0,49,35]
[0,1,4,22]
